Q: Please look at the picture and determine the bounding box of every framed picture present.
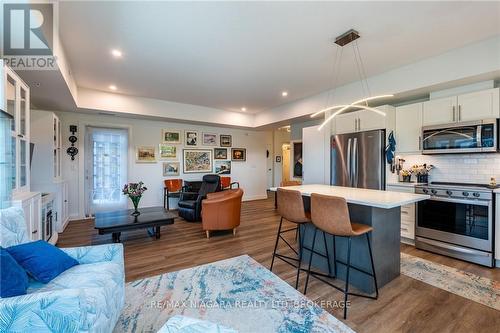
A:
[215,160,231,175]
[136,146,156,163]
[231,148,246,161]
[292,141,303,178]
[163,162,180,176]
[159,144,177,159]
[162,129,182,144]
[276,156,282,163]
[220,134,232,147]
[202,132,218,146]
[185,130,199,146]
[183,149,213,173]
[214,148,228,160]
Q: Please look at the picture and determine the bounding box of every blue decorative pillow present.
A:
[0,247,29,297]
[7,240,79,283]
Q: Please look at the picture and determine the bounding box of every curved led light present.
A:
[311,94,394,118]
[318,105,387,131]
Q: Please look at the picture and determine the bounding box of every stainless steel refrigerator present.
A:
[330,129,386,190]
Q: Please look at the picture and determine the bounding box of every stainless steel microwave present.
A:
[422,119,498,154]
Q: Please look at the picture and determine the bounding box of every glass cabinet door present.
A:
[6,74,16,131]
[20,86,27,136]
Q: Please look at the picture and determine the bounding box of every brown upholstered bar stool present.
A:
[304,193,378,319]
[270,188,333,290]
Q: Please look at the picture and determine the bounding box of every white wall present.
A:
[53,111,271,219]
[388,153,500,184]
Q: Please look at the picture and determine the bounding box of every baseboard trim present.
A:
[242,195,268,202]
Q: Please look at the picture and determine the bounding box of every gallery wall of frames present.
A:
[52,110,271,219]
[136,129,247,177]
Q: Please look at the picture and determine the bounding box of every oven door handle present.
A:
[416,237,491,257]
[423,196,490,206]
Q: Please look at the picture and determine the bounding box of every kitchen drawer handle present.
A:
[401,210,409,215]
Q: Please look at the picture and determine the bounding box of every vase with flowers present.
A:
[122,182,147,216]
[411,164,434,184]
[400,169,412,183]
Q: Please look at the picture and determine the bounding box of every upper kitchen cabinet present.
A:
[422,88,500,126]
[457,88,500,122]
[422,96,456,126]
[334,112,357,134]
[334,105,395,134]
[395,103,423,153]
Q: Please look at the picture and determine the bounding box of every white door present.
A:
[358,109,386,132]
[395,103,423,153]
[302,125,326,184]
[457,88,500,122]
[335,112,357,134]
[85,127,128,216]
[422,97,456,126]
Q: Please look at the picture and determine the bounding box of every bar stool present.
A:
[304,193,378,319]
[270,188,333,290]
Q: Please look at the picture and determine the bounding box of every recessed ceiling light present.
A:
[241,107,247,112]
[111,49,122,58]
[109,85,117,91]
[282,91,288,97]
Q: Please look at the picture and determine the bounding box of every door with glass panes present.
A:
[84,127,128,216]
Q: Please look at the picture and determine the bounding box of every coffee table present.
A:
[94,207,175,243]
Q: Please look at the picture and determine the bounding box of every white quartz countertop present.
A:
[269,184,430,209]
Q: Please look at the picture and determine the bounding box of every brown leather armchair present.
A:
[201,188,244,238]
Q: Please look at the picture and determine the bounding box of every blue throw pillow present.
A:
[0,247,29,297]
[7,241,79,284]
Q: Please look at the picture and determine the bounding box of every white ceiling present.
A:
[59,1,500,114]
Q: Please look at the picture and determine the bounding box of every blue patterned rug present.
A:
[401,253,500,311]
[114,255,354,333]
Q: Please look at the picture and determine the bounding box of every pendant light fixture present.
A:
[312,30,393,130]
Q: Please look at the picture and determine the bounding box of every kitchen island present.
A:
[270,184,429,293]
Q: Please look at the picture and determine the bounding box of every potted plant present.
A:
[122,182,148,216]
[411,164,434,183]
[400,169,412,183]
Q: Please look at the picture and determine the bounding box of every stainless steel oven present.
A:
[422,119,497,154]
[415,183,495,267]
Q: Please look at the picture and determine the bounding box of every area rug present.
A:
[401,252,500,311]
[115,255,354,333]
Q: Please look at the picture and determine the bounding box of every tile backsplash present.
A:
[390,153,500,184]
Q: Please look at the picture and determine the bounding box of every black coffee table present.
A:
[94,207,175,243]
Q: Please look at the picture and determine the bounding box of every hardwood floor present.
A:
[58,193,500,333]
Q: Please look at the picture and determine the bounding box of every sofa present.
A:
[0,207,125,332]
[178,174,221,222]
[202,188,244,238]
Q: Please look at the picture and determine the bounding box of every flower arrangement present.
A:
[411,164,434,183]
[122,182,147,216]
[400,169,412,182]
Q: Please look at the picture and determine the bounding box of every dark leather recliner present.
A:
[178,174,221,222]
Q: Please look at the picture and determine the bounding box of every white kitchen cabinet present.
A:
[395,103,423,153]
[422,96,456,126]
[387,184,416,243]
[422,88,499,126]
[334,112,357,134]
[457,88,500,121]
[358,109,387,132]
[334,105,394,134]
[12,192,42,241]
